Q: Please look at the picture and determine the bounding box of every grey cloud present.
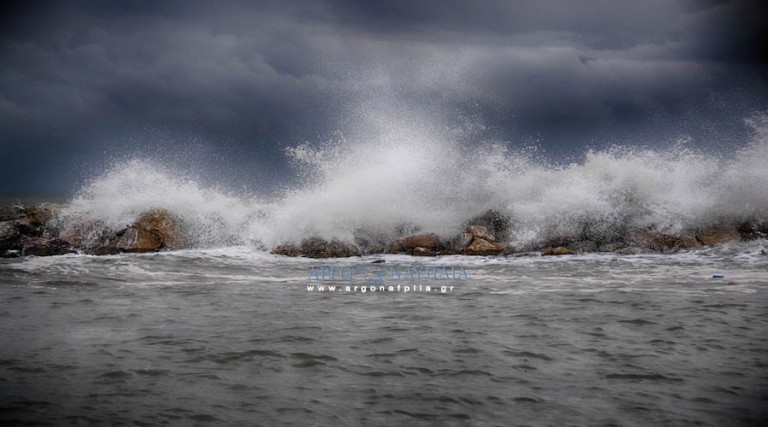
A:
[0,0,766,192]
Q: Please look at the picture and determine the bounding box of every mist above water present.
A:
[59,112,768,249]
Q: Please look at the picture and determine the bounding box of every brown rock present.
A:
[387,240,401,254]
[627,230,697,253]
[465,238,503,255]
[452,232,474,252]
[25,203,62,227]
[134,209,183,249]
[568,240,598,253]
[272,243,300,257]
[401,234,442,251]
[115,227,163,253]
[299,237,360,258]
[542,246,573,256]
[598,242,626,252]
[696,228,742,246]
[0,220,22,253]
[59,220,113,249]
[465,225,495,242]
[21,237,74,257]
[413,247,434,256]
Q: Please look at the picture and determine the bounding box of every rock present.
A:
[413,247,434,256]
[598,242,626,252]
[465,238,503,255]
[25,203,62,227]
[568,240,598,253]
[0,206,25,221]
[387,240,401,254]
[299,237,360,258]
[465,225,495,242]
[114,227,163,253]
[0,221,22,252]
[627,230,700,253]
[696,228,741,246]
[21,237,74,257]
[59,220,114,250]
[451,232,474,253]
[400,234,442,252]
[272,243,300,257]
[467,210,512,241]
[542,246,573,256]
[134,209,183,249]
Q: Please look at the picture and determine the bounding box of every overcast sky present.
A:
[1,0,767,192]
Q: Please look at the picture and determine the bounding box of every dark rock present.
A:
[568,240,598,253]
[59,220,115,252]
[387,240,401,254]
[465,238,503,255]
[0,206,25,221]
[401,234,442,252]
[465,225,495,242]
[25,203,62,227]
[696,227,741,246]
[466,210,512,241]
[299,237,360,258]
[598,242,626,252]
[272,243,301,257]
[451,232,474,253]
[542,246,573,256]
[114,227,163,253]
[21,237,74,257]
[134,209,183,249]
[0,220,22,252]
[413,247,434,256]
[627,229,700,253]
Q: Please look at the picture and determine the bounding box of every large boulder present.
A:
[696,227,741,246]
[0,221,22,255]
[21,237,74,257]
[465,225,495,242]
[451,232,474,253]
[299,237,360,258]
[567,240,598,253]
[627,229,700,253]
[543,246,573,256]
[25,203,62,227]
[466,210,512,242]
[400,234,442,252]
[134,209,183,249]
[465,238,503,255]
[59,220,114,251]
[272,243,301,257]
[114,227,163,253]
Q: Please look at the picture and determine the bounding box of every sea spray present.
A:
[58,113,768,250]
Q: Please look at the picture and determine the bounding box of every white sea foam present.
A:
[59,112,768,249]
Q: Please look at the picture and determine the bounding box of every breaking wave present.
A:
[60,112,768,249]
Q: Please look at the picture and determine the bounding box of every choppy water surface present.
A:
[1,242,767,426]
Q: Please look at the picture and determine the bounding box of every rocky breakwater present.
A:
[1,204,184,257]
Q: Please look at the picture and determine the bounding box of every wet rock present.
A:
[0,221,22,253]
[696,227,741,246]
[114,227,163,253]
[451,232,474,253]
[627,230,700,253]
[387,240,401,254]
[21,237,74,257]
[25,203,62,227]
[465,238,503,255]
[59,220,115,251]
[299,237,360,258]
[465,225,495,242]
[413,247,434,256]
[568,240,598,253]
[467,210,512,241]
[0,206,25,221]
[598,242,626,252]
[272,243,300,257]
[542,246,573,256]
[134,209,183,249]
[400,234,442,252]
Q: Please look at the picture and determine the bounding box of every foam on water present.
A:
[59,112,768,249]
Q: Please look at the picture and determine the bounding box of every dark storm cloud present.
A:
[1,0,766,191]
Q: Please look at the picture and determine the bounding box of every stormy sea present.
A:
[2,117,768,425]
